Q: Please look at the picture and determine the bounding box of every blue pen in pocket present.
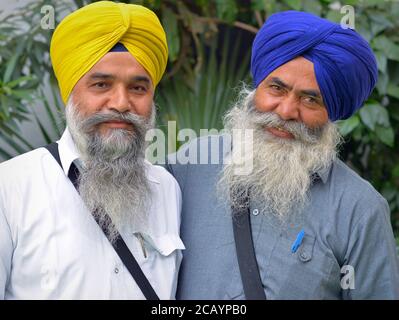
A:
[291,229,305,253]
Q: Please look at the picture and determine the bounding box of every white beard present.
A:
[218,88,342,220]
[65,99,156,243]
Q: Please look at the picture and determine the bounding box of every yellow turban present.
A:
[50,1,168,104]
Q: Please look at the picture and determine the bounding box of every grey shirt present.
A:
[166,134,399,299]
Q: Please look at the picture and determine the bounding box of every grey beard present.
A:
[65,100,156,243]
[218,88,342,220]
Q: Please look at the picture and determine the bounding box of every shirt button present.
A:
[114,267,119,274]
[252,209,259,216]
[299,251,311,262]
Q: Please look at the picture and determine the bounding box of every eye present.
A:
[303,96,324,109]
[130,85,147,93]
[93,82,109,89]
[267,84,286,96]
[304,96,317,104]
[270,84,282,91]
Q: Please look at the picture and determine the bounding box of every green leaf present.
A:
[361,0,387,6]
[359,103,390,131]
[302,0,322,15]
[0,146,14,160]
[216,0,238,23]
[3,54,19,84]
[39,87,62,137]
[9,89,35,101]
[373,36,399,62]
[337,115,360,136]
[31,109,52,144]
[340,0,358,5]
[7,76,34,89]
[325,10,343,24]
[251,0,266,11]
[359,104,376,131]
[2,40,25,83]
[375,125,394,147]
[382,185,397,202]
[265,0,277,13]
[376,72,389,95]
[375,51,387,73]
[284,0,301,10]
[369,13,393,36]
[393,164,399,178]
[387,84,399,99]
[162,7,180,62]
[0,122,34,150]
[0,95,10,119]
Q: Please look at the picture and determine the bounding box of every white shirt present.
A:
[0,129,185,300]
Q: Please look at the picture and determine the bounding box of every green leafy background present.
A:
[0,0,398,241]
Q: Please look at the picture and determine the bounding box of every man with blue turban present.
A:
[0,1,184,299]
[168,11,399,299]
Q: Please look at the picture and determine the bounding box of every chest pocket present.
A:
[269,232,340,299]
[225,231,341,300]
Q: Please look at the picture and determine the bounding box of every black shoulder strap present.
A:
[44,142,159,300]
[231,193,266,300]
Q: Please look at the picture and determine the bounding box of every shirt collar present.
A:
[57,127,81,176]
[313,162,332,184]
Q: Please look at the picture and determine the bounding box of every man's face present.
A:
[254,56,328,138]
[65,52,156,243]
[220,63,341,218]
[71,52,154,136]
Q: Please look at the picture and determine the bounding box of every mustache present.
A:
[248,109,323,144]
[79,110,151,133]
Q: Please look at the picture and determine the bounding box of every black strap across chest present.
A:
[231,193,266,300]
[231,174,321,300]
[44,142,159,300]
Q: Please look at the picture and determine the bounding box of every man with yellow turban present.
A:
[0,1,184,299]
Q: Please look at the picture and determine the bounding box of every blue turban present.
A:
[251,11,378,121]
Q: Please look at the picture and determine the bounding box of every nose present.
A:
[274,95,300,121]
[107,86,132,114]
